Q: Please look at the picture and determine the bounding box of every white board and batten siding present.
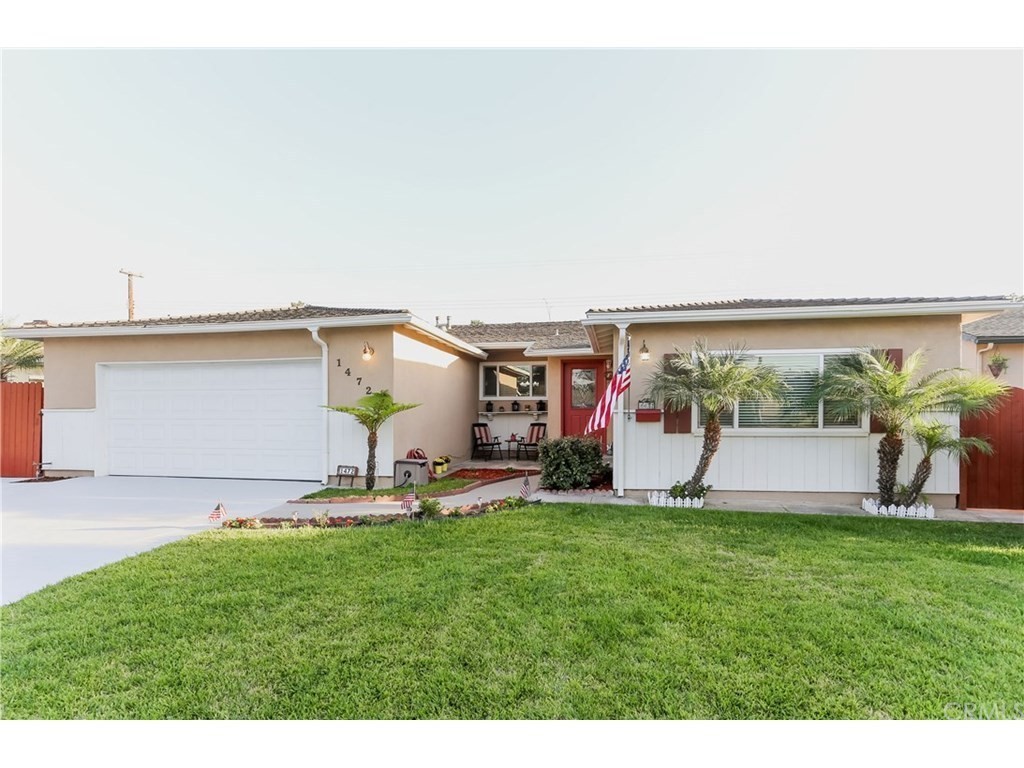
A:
[328,412,394,479]
[622,413,960,495]
[97,360,323,481]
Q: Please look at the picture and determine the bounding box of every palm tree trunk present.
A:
[688,415,721,492]
[365,430,378,491]
[901,456,932,507]
[877,433,904,506]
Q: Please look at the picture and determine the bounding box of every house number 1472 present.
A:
[336,361,371,393]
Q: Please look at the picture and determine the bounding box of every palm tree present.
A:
[817,349,1007,506]
[900,420,993,506]
[327,390,419,491]
[1,325,44,382]
[645,339,785,496]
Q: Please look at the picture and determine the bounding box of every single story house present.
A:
[9,295,1021,508]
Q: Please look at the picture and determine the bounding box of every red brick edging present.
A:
[288,470,541,504]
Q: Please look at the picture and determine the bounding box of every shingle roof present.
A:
[23,305,407,329]
[587,296,1011,314]
[962,307,1024,342]
[447,321,589,348]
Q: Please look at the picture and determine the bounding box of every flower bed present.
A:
[290,468,540,504]
[222,496,531,529]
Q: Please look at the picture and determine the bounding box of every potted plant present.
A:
[988,352,1009,378]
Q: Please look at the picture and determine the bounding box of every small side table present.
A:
[505,439,520,460]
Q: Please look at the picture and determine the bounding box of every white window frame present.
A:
[480,362,548,400]
[693,348,868,436]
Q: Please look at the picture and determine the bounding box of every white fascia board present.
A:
[470,341,530,350]
[582,300,1022,326]
[9,313,483,359]
[401,317,488,359]
[523,346,599,357]
[7,313,415,339]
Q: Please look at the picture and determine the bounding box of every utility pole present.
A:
[119,268,144,320]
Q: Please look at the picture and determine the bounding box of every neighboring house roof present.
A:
[7,305,487,358]
[447,321,592,356]
[962,307,1024,343]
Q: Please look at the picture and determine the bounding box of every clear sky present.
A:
[2,49,1021,325]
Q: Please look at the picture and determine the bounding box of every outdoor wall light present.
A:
[362,342,375,361]
[639,340,650,362]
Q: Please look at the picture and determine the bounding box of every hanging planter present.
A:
[987,353,1009,379]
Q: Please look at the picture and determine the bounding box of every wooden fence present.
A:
[960,387,1024,510]
[1,382,44,477]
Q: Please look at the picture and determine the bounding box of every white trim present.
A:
[583,299,1021,326]
[309,327,330,485]
[524,346,598,357]
[41,407,96,413]
[688,347,868,433]
[9,312,489,359]
[479,361,549,400]
[94,356,320,366]
[614,323,629,498]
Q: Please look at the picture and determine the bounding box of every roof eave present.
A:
[583,299,1022,325]
[963,333,1024,344]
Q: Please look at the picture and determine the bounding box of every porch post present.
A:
[614,323,629,497]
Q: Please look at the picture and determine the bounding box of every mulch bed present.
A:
[289,468,540,504]
[14,476,72,483]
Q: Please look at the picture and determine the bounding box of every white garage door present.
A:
[103,360,322,480]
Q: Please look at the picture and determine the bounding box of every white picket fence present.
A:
[647,491,705,509]
[862,498,936,519]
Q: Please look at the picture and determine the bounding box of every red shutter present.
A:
[870,348,903,434]
[660,353,693,433]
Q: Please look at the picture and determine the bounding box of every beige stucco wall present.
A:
[974,342,1024,390]
[613,314,965,383]
[391,330,479,462]
[43,329,323,409]
[321,326,396,407]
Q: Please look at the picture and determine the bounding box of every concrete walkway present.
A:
[263,476,644,518]
[1,476,320,604]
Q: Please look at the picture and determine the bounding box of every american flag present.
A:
[585,353,631,434]
[520,473,531,499]
[208,502,227,523]
[401,489,416,512]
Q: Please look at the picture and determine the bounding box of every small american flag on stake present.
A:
[520,473,531,499]
[208,502,227,523]
[401,487,416,512]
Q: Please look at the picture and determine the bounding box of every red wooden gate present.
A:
[1,382,44,477]
[959,387,1024,510]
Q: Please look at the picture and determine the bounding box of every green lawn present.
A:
[300,476,475,499]
[2,505,1021,719]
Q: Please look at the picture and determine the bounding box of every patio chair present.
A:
[516,422,547,460]
[471,422,503,460]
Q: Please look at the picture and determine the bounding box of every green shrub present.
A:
[417,497,443,519]
[669,480,712,499]
[539,436,605,490]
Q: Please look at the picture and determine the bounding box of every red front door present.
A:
[561,360,608,444]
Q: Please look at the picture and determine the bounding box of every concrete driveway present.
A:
[1,476,320,605]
